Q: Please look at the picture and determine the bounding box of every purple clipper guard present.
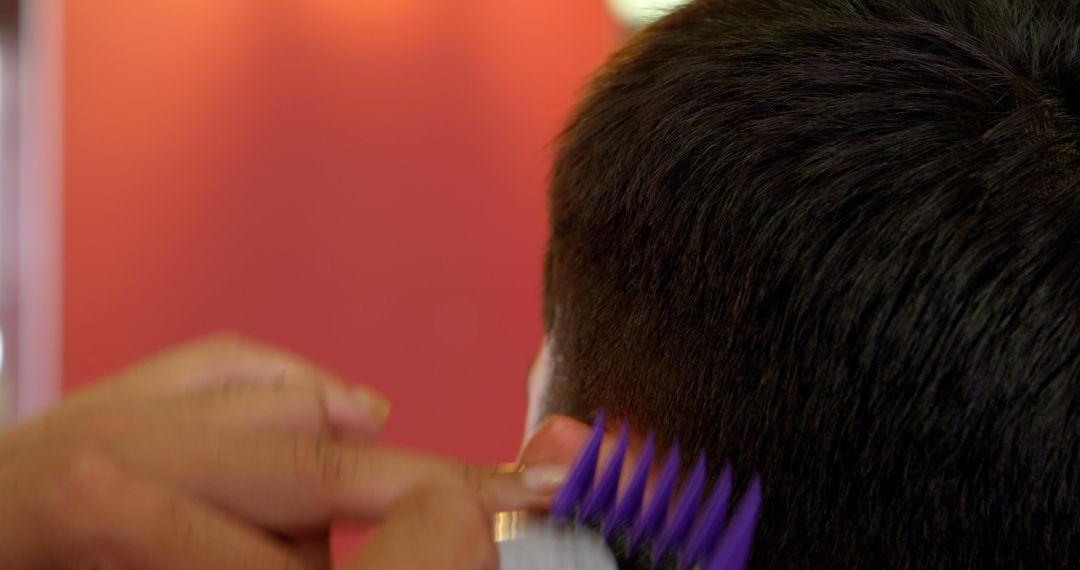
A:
[550,412,762,570]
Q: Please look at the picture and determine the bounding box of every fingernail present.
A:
[352,387,391,425]
[521,464,570,493]
[496,463,524,474]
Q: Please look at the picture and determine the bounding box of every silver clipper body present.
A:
[494,512,618,570]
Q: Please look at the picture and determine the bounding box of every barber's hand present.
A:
[346,487,499,570]
[0,333,550,569]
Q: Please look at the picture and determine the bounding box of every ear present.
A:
[518,415,593,465]
[519,415,650,470]
[520,416,657,500]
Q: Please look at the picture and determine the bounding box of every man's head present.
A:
[522,0,1080,566]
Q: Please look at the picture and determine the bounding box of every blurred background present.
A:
[0,0,688,469]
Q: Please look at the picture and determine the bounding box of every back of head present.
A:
[542,0,1080,566]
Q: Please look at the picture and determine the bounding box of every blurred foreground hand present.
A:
[0,333,551,569]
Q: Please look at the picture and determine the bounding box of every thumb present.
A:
[346,487,498,570]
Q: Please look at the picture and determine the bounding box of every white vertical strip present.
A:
[520,338,554,456]
[15,0,63,419]
[0,20,8,425]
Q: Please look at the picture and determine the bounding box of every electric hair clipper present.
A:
[495,413,762,569]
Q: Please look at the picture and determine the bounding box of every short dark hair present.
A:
[542,0,1080,567]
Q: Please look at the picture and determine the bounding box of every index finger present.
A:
[64,333,389,441]
[118,332,351,396]
[109,430,553,533]
[345,487,497,570]
[309,444,550,518]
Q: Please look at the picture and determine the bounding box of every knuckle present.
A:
[294,436,346,490]
[420,486,486,518]
[459,464,498,495]
[39,451,132,567]
[153,495,200,553]
[200,330,254,356]
[292,389,333,432]
[45,449,126,511]
[190,331,270,383]
[291,387,325,412]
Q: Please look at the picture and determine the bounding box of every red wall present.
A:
[62,1,619,463]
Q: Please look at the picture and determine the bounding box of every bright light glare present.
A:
[606,0,691,28]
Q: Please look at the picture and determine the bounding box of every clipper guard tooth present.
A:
[549,413,762,569]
